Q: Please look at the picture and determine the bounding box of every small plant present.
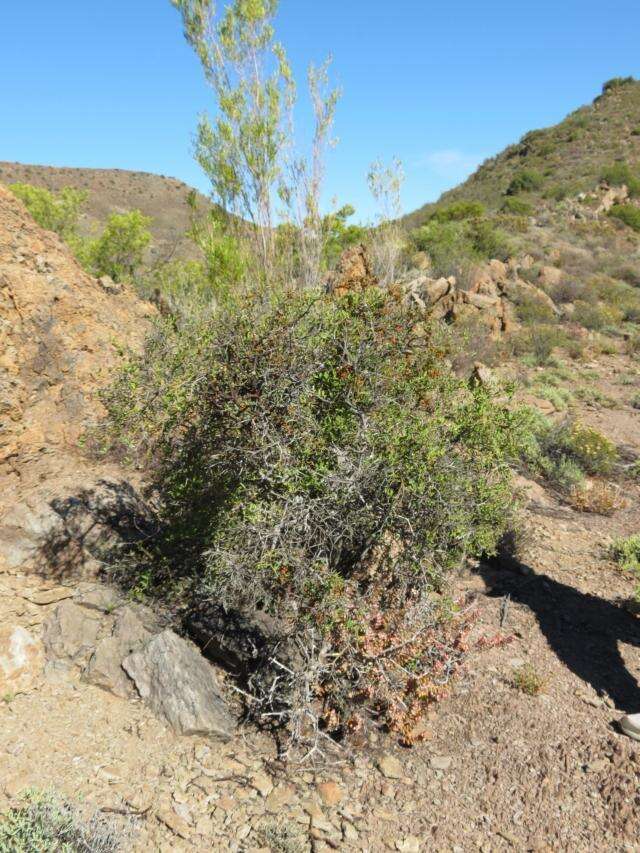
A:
[510,325,564,366]
[257,819,308,853]
[610,535,640,573]
[569,481,623,515]
[0,789,131,852]
[557,421,617,475]
[601,162,640,195]
[512,663,545,696]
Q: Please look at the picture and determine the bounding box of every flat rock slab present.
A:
[123,629,234,740]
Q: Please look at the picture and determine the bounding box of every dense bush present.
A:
[601,163,640,197]
[412,217,511,276]
[81,210,152,282]
[9,183,87,239]
[609,203,640,232]
[102,286,529,747]
[429,200,485,222]
[506,170,544,195]
[501,196,534,216]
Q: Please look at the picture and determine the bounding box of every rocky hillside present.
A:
[405,77,640,228]
[0,182,155,575]
[0,161,212,263]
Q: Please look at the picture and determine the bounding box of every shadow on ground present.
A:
[476,557,640,713]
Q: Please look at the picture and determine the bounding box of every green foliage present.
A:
[510,325,564,366]
[9,183,87,239]
[501,196,534,216]
[602,77,636,95]
[512,663,546,696]
[412,217,511,276]
[520,416,616,492]
[513,293,557,326]
[601,163,640,197]
[506,170,544,195]
[429,200,485,223]
[610,535,640,573]
[80,211,151,282]
[573,300,622,330]
[321,204,366,268]
[609,203,640,231]
[172,0,339,285]
[0,789,129,852]
[102,286,530,737]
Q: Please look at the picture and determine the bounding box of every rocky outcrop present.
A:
[395,256,560,335]
[0,183,155,575]
[326,244,378,296]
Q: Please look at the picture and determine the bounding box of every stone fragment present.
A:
[0,625,44,695]
[317,781,343,806]
[123,630,234,739]
[376,753,403,780]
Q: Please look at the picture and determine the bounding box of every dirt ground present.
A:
[1,352,640,852]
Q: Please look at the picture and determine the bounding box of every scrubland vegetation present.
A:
[6,3,640,757]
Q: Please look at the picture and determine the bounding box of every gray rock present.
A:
[123,629,234,739]
[43,600,102,665]
[83,605,152,698]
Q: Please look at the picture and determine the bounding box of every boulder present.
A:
[123,630,235,739]
[0,625,44,695]
[83,606,153,698]
[43,600,102,666]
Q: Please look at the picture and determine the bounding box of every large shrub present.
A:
[84,210,152,282]
[506,170,544,195]
[9,183,87,239]
[102,286,528,747]
[412,217,511,276]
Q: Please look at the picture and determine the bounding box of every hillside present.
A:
[0,182,155,575]
[405,77,640,228]
[0,161,212,263]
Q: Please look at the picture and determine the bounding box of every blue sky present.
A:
[1,1,639,221]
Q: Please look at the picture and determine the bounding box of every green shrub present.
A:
[101,286,531,744]
[80,210,152,282]
[430,200,485,223]
[514,293,557,325]
[611,535,640,572]
[609,204,640,231]
[573,300,622,330]
[506,170,544,196]
[9,183,87,239]
[510,325,564,366]
[601,164,640,197]
[412,217,510,276]
[321,204,367,268]
[0,789,130,852]
[501,196,534,216]
[602,76,635,95]
[467,218,512,260]
[554,421,617,475]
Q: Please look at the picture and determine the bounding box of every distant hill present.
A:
[404,77,640,229]
[0,161,213,263]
